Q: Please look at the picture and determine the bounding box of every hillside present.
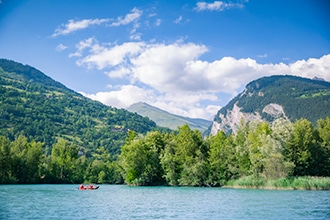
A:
[0,59,160,154]
[128,102,212,133]
[210,75,330,135]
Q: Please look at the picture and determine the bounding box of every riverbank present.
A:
[225,176,330,190]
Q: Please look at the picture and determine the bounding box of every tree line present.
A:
[0,136,123,184]
[0,117,329,185]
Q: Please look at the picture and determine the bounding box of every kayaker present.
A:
[79,184,84,190]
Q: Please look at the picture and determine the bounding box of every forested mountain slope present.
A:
[0,59,160,154]
[128,102,212,133]
[210,75,330,135]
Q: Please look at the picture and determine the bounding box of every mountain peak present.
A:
[128,102,212,133]
[210,75,330,135]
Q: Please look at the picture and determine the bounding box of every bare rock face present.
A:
[211,102,287,135]
[262,103,287,119]
[211,103,260,135]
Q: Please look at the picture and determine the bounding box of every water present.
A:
[0,185,329,220]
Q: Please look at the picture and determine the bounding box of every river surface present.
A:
[0,184,329,219]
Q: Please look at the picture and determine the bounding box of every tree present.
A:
[285,119,319,176]
[207,131,239,186]
[25,140,43,183]
[84,146,122,184]
[160,135,180,185]
[120,139,149,185]
[246,122,271,177]
[0,136,12,183]
[119,131,166,185]
[9,135,43,183]
[317,117,330,146]
[161,125,208,186]
[50,139,79,183]
[315,117,330,176]
[85,159,103,183]
[261,134,294,179]
[207,131,230,186]
[261,118,294,179]
[143,131,167,185]
[234,120,251,177]
[10,135,29,183]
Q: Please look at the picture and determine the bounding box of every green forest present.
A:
[1,117,329,189]
[0,59,165,155]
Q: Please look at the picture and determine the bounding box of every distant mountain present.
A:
[210,75,330,135]
[0,59,161,154]
[128,102,212,133]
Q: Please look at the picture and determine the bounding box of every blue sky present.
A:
[0,0,329,120]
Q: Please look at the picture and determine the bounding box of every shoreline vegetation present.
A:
[2,179,330,191]
[224,176,330,190]
[3,177,330,191]
[1,118,329,188]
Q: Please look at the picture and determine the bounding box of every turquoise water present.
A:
[0,185,329,219]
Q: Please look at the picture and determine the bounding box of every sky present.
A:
[0,0,329,120]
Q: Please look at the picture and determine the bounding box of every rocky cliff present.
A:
[210,75,330,135]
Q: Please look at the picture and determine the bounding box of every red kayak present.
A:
[79,185,99,190]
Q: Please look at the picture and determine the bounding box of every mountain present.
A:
[210,75,330,135]
[0,59,161,154]
[128,102,212,133]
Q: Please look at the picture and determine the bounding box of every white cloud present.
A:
[82,86,219,120]
[52,8,142,39]
[110,7,142,26]
[148,13,157,17]
[131,43,208,93]
[69,37,95,58]
[174,16,183,24]
[76,37,95,51]
[155,19,162,26]
[52,19,109,37]
[289,55,330,80]
[194,1,244,11]
[110,8,143,40]
[257,53,268,58]
[55,43,68,51]
[106,66,131,78]
[80,85,153,109]
[77,41,145,70]
[130,23,142,40]
[74,39,330,119]
[130,33,142,41]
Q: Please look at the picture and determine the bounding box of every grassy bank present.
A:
[225,176,330,190]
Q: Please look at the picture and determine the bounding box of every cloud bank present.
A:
[50,5,328,120]
[74,39,330,119]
